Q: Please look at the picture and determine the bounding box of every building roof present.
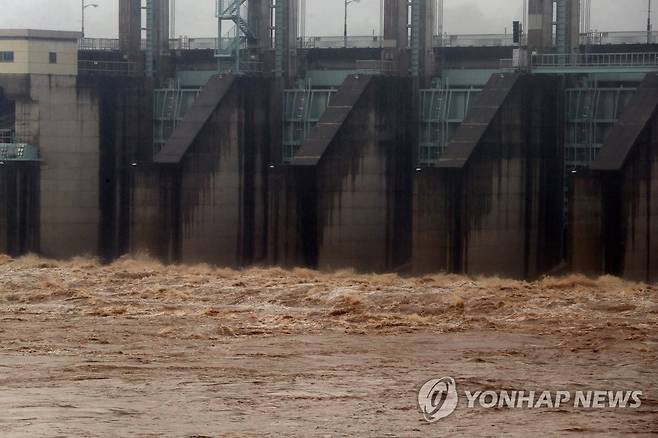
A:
[0,29,82,41]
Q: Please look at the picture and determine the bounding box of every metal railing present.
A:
[79,38,121,51]
[77,30,658,53]
[79,37,220,51]
[583,31,658,45]
[437,34,517,47]
[80,34,512,51]
[531,52,658,68]
[78,34,516,51]
[300,35,393,49]
[78,60,138,76]
[172,37,218,50]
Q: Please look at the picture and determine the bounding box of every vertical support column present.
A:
[144,0,170,79]
[568,0,581,52]
[383,0,407,75]
[155,0,170,57]
[274,0,286,78]
[409,0,422,76]
[527,0,553,53]
[273,0,298,82]
[145,0,155,77]
[555,0,568,54]
[409,0,435,78]
[119,0,141,55]
[422,0,436,78]
[528,0,580,53]
[384,0,408,49]
[248,0,272,50]
[286,0,298,81]
[556,0,579,53]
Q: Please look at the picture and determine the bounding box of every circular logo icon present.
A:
[418,377,459,423]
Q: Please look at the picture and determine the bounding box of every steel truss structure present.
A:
[564,79,636,169]
[282,83,337,162]
[153,80,202,156]
[215,0,255,74]
[418,84,481,166]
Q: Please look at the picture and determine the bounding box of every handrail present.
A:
[78,30,658,52]
[531,52,658,68]
[78,60,137,76]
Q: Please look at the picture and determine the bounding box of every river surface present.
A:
[0,255,656,436]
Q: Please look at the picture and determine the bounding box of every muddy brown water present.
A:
[0,255,656,436]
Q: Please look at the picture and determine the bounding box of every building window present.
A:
[49,52,57,64]
[0,51,14,63]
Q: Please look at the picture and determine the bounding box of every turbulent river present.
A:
[0,254,656,436]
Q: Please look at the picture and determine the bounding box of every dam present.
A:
[0,0,657,282]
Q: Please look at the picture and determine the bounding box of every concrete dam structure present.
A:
[1,1,658,282]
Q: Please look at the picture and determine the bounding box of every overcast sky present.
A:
[0,0,651,38]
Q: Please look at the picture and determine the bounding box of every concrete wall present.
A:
[413,75,563,279]
[569,75,658,283]
[0,74,143,260]
[570,139,658,283]
[618,124,658,282]
[412,169,459,274]
[29,75,101,258]
[460,78,562,278]
[279,77,413,272]
[567,172,606,276]
[176,78,272,266]
[127,76,274,267]
[1,73,171,261]
[92,76,153,261]
[267,167,313,268]
[314,78,412,272]
[128,165,180,262]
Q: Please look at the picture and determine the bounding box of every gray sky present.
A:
[0,0,650,38]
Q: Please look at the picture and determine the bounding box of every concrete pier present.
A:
[133,76,273,267]
[285,75,414,272]
[570,74,658,282]
[413,73,563,278]
[3,0,658,281]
